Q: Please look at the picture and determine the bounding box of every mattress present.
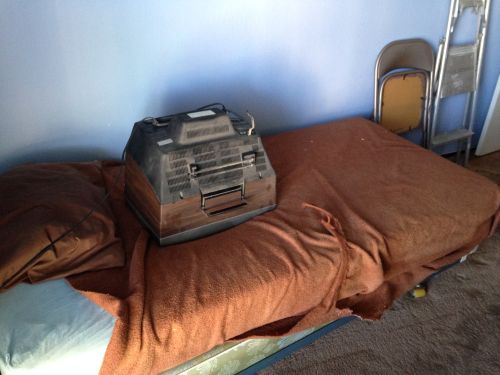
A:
[0,280,115,375]
[3,117,497,375]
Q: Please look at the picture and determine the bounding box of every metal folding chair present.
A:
[374,39,435,147]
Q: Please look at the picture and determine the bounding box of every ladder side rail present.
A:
[431,0,459,145]
[460,12,483,132]
[429,40,442,148]
[433,40,444,92]
[466,0,490,134]
[462,0,488,132]
[424,70,434,148]
[464,0,491,165]
[461,93,474,130]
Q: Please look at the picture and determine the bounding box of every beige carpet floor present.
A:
[469,151,500,185]
[260,151,500,375]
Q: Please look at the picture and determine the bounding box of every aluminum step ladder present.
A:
[430,0,491,165]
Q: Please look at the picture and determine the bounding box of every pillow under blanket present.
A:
[0,162,124,290]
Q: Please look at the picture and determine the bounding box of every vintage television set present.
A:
[124,104,276,245]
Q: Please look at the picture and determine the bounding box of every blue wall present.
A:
[1,0,499,172]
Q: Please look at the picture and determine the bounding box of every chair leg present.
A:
[456,141,462,165]
[464,137,472,167]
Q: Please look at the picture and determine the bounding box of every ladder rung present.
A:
[431,129,474,146]
[459,0,484,10]
[448,44,477,59]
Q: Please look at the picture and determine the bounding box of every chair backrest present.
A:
[373,39,435,146]
[379,70,428,133]
[375,39,434,80]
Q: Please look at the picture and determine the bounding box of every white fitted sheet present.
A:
[0,279,115,375]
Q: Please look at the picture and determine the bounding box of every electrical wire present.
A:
[196,102,227,111]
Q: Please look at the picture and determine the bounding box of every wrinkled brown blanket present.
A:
[0,162,123,290]
[68,118,500,374]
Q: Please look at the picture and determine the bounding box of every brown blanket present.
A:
[0,162,123,290]
[68,118,499,374]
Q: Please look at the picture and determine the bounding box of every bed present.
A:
[1,117,498,375]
